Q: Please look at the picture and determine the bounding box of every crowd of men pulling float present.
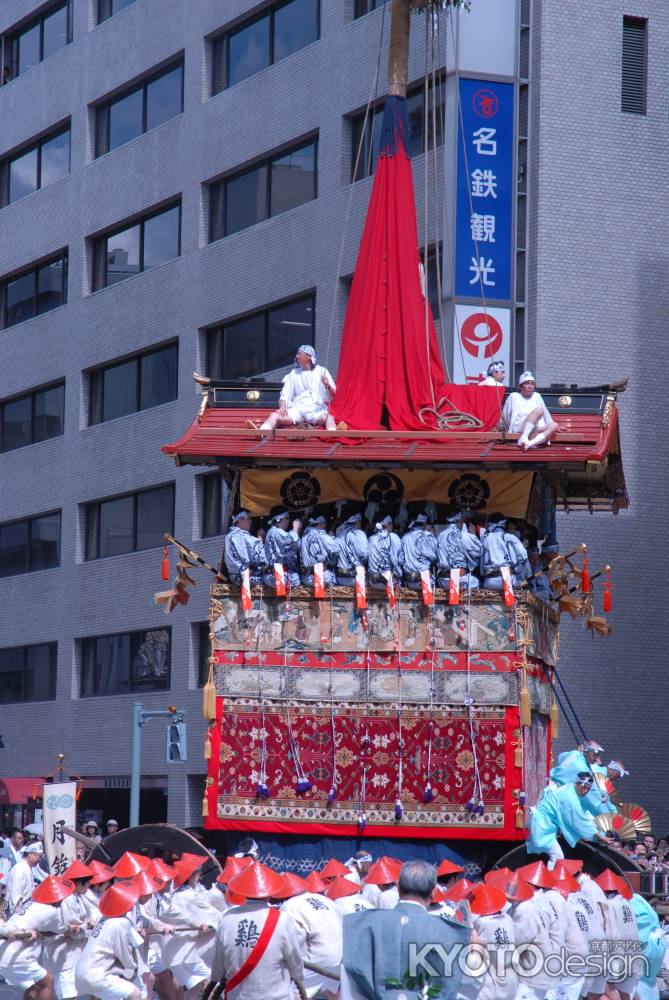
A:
[1,838,667,1000]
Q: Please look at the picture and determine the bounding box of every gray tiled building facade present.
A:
[0,0,667,837]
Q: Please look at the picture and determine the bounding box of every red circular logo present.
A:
[460,313,504,360]
[472,89,499,119]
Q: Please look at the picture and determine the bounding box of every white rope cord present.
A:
[430,11,451,379]
[423,11,437,410]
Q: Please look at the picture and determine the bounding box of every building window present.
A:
[354,0,389,18]
[1,382,64,453]
[621,16,647,115]
[209,138,317,240]
[212,0,319,95]
[95,59,184,156]
[88,342,178,426]
[84,484,175,561]
[350,78,444,181]
[0,511,61,578]
[0,252,68,330]
[206,292,315,379]
[80,628,170,697]
[0,642,57,703]
[196,622,212,687]
[1,125,70,208]
[92,202,181,290]
[6,1,73,82]
[200,472,231,538]
[97,0,138,24]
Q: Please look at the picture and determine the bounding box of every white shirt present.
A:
[281,365,334,412]
[5,859,35,915]
[460,911,517,1000]
[75,916,142,989]
[159,885,218,970]
[46,890,98,973]
[501,390,552,433]
[281,892,342,996]
[0,901,63,970]
[333,895,373,920]
[211,901,304,1000]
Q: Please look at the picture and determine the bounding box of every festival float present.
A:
[160,0,640,875]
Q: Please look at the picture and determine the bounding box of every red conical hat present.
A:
[33,876,75,905]
[500,874,534,903]
[178,852,207,866]
[445,878,477,902]
[470,884,507,916]
[320,858,352,879]
[63,861,93,881]
[554,872,580,897]
[554,859,583,877]
[112,852,150,878]
[305,871,328,894]
[227,861,284,900]
[172,853,206,888]
[364,856,402,885]
[149,859,176,882]
[326,876,361,901]
[217,856,252,884]
[89,862,114,886]
[272,873,309,900]
[99,881,141,918]
[431,885,447,904]
[517,861,556,889]
[484,867,513,885]
[131,872,163,896]
[437,858,465,877]
[596,869,631,899]
[226,887,246,905]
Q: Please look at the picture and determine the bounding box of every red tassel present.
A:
[581,550,591,593]
[161,544,169,580]
[603,569,612,612]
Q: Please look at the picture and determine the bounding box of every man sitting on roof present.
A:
[253,345,341,432]
[500,370,558,449]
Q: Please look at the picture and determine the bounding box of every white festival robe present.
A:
[281,892,342,997]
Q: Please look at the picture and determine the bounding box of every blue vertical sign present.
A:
[455,79,515,301]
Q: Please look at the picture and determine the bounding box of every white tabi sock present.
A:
[524,430,547,450]
[518,422,534,447]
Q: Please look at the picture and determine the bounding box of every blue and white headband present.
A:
[232,510,250,525]
[268,511,290,525]
[487,361,505,375]
[296,344,316,363]
[519,371,535,385]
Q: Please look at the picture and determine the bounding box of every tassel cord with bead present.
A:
[464,585,485,815]
[327,584,338,805]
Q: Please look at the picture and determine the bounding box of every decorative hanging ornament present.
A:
[603,568,612,612]
[500,565,515,606]
[383,570,396,607]
[581,548,591,593]
[420,569,434,606]
[313,562,325,599]
[355,565,367,610]
[449,568,461,606]
[273,563,286,597]
[240,568,252,611]
[161,544,169,580]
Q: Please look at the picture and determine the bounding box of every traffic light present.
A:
[166,721,187,763]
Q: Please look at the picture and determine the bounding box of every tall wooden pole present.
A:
[387,0,411,97]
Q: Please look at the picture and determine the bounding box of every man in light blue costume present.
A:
[401,513,438,591]
[263,511,301,589]
[336,513,369,585]
[631,893,667,1000]
[300,515,341,586]
[367,515,403,589]
[549,739,604,787]
[480,513,530,590]
[436,510,481,590]
[223,510,265,584]
[585,758,629,817]
[340,860,471,999]
[527,772,609,869]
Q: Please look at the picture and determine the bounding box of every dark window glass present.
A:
[40,129,70,188]
[42,4,68,60]
[228,15,270,88]
[9,148,38,203]
[202,475,222,538]
[105,223,141,285]
[223,314,265,378]
[81,628,170,697]
[108,88,143,152]
[98,0,137,22]
[0,648,25,703]
[0,521,29,577]
[33,384,65,443]
[225,164,268,236]
[5,272,36,327]
[18,24,40,76]
[143,205,180,270]
[102,359,137,421]
[351,106,383,182]
[97,496,134,558]
[354,0,389,16]
[136,486,174,551]
[2,396,32,451]
[24,644,57,701]
[206,292,315,378]
[267,297,313,369]
[621,16,647,115]
[146,64,183,131]
[270,141,316,216]
[273,0,319,61]
[139,344,178,410]
[37,257,65,314]
[29,512,61,570]
[197,622,211,687]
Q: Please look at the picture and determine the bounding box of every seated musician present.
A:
[436,509,481,590]
[300,515,341,586]
[479,513,530,591]
[223,511,265,584]
[263,511,301,589]
[336,513,369,586]
[400,513,438,591]
[367,516,403,589]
